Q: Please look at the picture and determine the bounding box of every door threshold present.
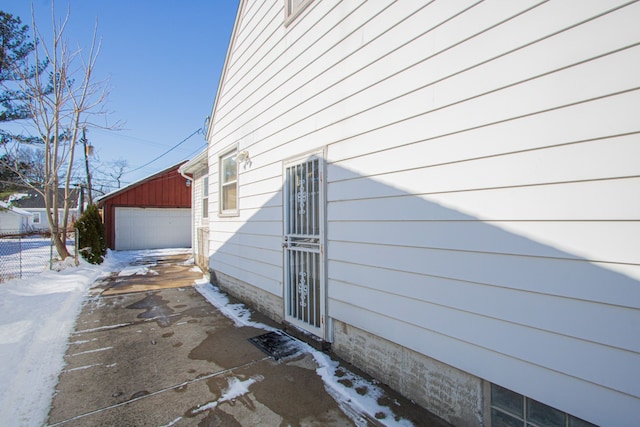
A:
[282,321,330,352]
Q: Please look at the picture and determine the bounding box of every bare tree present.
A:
[5,6,113,259]
[0,146,45,195]
[105,158,127,189]
[82,156,128,197]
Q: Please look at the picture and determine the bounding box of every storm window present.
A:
[202,176,209,219]
[219,149,238,215]
[284,0,313,25]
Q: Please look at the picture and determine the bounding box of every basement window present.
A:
[490,384,597,427]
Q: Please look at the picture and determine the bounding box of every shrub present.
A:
[75,204,106,264]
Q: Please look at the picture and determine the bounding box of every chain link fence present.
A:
[0,229,79,283]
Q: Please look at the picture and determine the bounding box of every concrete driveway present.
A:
[47,252,449,426]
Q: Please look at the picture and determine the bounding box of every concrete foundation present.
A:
[211,269,284,324]
[209,271,484,426]
[332,320,484,427]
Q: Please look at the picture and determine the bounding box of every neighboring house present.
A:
[97,162,191,251]
[0,201,31,234]
[178,149,210,270]
[203,2,639,426]
[10,188,81,231]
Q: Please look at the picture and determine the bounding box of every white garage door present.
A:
[115,207,191,250]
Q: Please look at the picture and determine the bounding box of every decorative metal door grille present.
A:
[284,156,324,335]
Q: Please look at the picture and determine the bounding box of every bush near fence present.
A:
[0,229,79,283]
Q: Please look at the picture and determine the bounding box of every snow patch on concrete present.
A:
[195,282,414,426]
[193,375,263,413]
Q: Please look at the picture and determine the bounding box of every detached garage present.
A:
[98,162,192,250]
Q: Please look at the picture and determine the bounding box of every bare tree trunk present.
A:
[3,5,114,260]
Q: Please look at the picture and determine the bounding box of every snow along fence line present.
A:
[0,229,79,283]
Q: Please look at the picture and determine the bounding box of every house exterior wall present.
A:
[100,167,191,249]
[206,1,640,425]
[192,167,210,269]
[9,189,82,232]
[25,208,79,231]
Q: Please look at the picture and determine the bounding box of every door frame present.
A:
[282,148,328,339]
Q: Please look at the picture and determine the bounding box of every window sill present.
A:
[218,211,239,218]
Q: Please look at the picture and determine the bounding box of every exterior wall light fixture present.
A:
[236,150,251,169]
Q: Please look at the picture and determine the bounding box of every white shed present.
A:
[0,202,31,234]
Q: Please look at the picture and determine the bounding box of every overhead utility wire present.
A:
[92,128,175,148]
[123,128,202,175]
[184,142,209,160]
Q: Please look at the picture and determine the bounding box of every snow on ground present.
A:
[0,246,412,426]
[0,237,74,282]
[191,375,265,414]
[118,264,156,277]
[195,282,414,427]
[0,248,133,426]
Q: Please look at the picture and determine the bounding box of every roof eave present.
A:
[206,0,246,142]
[178,148,209,177]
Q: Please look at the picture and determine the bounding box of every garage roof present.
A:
[97,161,189,207]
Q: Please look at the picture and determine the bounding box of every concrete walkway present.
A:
[47,252,449,426]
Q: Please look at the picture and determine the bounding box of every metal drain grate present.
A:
[248,331,300,360]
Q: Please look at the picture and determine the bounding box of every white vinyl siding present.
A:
[25,208,78,231]
[284,0,313,25]
[0,209,29,233]
[207,1,640,425]
[182,161,210,268]
[189,167,209,244]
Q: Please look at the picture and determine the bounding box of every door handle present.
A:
[282,242,288,248]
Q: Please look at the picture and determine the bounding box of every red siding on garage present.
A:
[98,163,191,249]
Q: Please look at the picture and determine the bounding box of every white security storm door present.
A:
[283,154,325,338]
[115,207,191,250]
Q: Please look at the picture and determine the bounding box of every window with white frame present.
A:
[490,384,597,427]
[32,212,40,224]
[202,176,209,219]
[219,149,238,215]
[284,0,313,24]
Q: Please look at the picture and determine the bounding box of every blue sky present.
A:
[3,1,239,188]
